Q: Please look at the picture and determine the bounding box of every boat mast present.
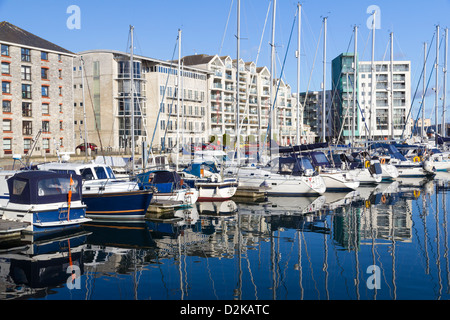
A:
[130,25,135,177]
[270,0,276,155]
[422,42,427,138]
[177,28,181,172]
[370,10,376,141]
[390,32,394,140]
[435,24,439,141]
[352,25,357,148]
[322,16,327,143]
[443,28,448,137]
[80,56,88,160]
[236,0,241,165]
[296,3,302,145]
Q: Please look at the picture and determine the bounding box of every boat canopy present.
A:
[369,143,407,161]
[7,170,82,205]
[278,142,329,154]
[183,162,219,177]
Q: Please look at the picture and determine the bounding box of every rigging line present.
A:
[149,35,179,154]
[261,7,298,155]
[219,0,234,56]
[404,32,436,138]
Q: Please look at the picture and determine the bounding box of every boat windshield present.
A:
[299,157,314,171]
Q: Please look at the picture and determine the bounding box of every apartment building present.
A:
[332,53,412,143]
[72,50,209,153]
[181,54,297,147]
[0,21,76,157]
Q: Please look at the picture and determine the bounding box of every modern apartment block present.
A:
[0,21,76,158]
[298,90,332,142]
[72,50,209,153]
[332,53,412,143]
[181,54,297,147]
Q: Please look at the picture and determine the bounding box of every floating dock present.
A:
[232,186,267,202]
[0,220,29,240]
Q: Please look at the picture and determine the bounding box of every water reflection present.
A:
[1,175,450,300]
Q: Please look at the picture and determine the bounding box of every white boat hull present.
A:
[234,167,326,196]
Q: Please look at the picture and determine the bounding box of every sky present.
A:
[1,0,449,122]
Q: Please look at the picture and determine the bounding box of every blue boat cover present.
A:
[7,170,83,205]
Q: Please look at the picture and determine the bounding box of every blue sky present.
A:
[1,0,449,121]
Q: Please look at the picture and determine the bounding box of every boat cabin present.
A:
[7,171,82,205]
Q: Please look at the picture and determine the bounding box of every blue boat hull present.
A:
[2,206,89,234]
[83,190,153,220]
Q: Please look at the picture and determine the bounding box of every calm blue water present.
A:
[1,172,450,301]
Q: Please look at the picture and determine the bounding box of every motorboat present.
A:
[180,162,238,201]
[0,170,91,233]
[225,155,327,196]
[36,162,153,221]
[136,170,198,206]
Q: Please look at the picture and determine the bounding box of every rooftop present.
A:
[0,21,74,55]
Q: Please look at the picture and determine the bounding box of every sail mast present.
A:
[352,25,357,147]
[322,17,327,142]
[269,0,276,156]
[236,0,241,165]
[369,10,376,141]
[443,28,448,136]
[422,42,427,138]
[130,25,135,177]
[296,3,301,145]
[176,28,181,172]
[390,32,394,140]
[436,25,440,139]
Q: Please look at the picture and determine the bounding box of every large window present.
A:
[21,66,31,80]
[21,48,31,62]
[41,51,48,60]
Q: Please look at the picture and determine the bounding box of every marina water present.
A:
[1,173,450,300]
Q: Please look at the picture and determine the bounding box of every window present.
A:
[23,121,32,135]
[42,103,49,115]
[58,54,62,61]
[21,66,31,80]
[58,86,62,96]
[3,138,12,154]
[42,121,50,133]
[58,69,62,78]
[1,62,10,75]
[3,119,11,132]
[21,48,31,62]
[59,103,63,113]
[22,84,32,99]
[59,121,63,130]
[1,44,9,56]
[41,85,49,97]
[2,81,10,94]
[22,102,32,117]
[2,100,11,113]
[42,138,50,151]
[41,67,49,80]
[41,51,48,60]
[24,138,32,151]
